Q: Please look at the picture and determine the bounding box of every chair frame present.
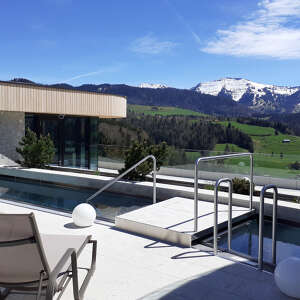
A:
[0,213,97,300]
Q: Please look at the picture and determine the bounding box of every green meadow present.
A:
[128,104,207,117]
[128,105,300,178]
[214,121,300,178]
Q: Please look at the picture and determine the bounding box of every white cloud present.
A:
[202,0,300,59]
[130,34,177,55]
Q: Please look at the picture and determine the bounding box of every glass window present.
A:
[25,114,99,170]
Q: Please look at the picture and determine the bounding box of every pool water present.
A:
[0,177,152,221]
[216,218,300,264]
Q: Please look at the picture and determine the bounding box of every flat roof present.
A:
[0,80,126,118]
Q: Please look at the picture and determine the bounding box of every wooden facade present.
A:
[0,81,126,118]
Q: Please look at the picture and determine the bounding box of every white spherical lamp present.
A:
[275,257,300,298]
[72,203,96,227]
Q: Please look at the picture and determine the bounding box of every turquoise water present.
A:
[217,218,300,264]
[0,177,151,221]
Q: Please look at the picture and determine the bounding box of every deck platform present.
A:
[116,197,254,247]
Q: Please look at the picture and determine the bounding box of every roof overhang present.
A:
[0,81,127,118]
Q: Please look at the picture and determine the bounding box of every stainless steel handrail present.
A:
[194,153,254,232]
[86,155,157,204]
[214,178,233,255]
[258,184,278,271]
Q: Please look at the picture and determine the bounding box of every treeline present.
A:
[236,117,292,134]
[100,113,254,152]
[269,113,300,136]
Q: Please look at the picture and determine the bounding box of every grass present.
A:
[214,143,248,153]
[128,104,207,117]
[218,121,275,136]
[182,150,299,179]
[213,121,300,178]
[217,121,300,155]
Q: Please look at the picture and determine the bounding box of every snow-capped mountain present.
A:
[140,83,168,89]
[192,78,300,113]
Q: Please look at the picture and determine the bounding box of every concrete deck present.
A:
[116,197,253,247]
[0,199,291,300]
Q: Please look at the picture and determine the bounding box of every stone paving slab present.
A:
[116,197,252,246]
[0,199,292,300]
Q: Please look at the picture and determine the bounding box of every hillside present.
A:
[9,78,249,116]
[217,121,300,155]
[128,105,208,117]
[92,84,248,116]
[10,77,300,115]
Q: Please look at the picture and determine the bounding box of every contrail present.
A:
[64,70,106,83]
[165,0,201,45]
[63,64,123,83]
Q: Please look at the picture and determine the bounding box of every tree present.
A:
[232,178,254,195]
[119,141,168,181]
[224,143,230,154]
[16,128,55,168]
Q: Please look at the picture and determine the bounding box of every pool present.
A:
[206,216,300,265]
[0,176,152,221]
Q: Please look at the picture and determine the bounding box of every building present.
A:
[0,80,126,170]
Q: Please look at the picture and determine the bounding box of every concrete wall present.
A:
[0,111,24,163]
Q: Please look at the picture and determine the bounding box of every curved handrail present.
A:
[258,184,278,270]
[213,178,233,255]
[194,153,254,232]
[86,155,157,204]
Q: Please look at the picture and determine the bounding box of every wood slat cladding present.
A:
[0,81,126,118]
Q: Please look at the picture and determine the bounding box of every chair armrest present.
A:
[46,247,76,298]
[50,248,76,280]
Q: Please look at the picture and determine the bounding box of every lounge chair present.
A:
[0,213,97,300]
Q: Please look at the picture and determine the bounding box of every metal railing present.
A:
[86,155,157,204]
[258,184,278,270]
[214,178,233,255]
[194,153,254,232]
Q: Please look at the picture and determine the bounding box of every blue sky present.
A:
[1,0,300,88]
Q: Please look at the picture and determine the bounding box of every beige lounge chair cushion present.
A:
[40,234,90,272]
[0,233,89,284]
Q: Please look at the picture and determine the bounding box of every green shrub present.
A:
[203,184,214,191]
[16,128,55,168]
[232,177,253,195]
[119,140,168,181]
[289,161,300,170]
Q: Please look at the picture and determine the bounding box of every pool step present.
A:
[115,197,254,247]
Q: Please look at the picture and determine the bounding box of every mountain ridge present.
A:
[8,77,300,115]
[192,77,300,113]
[9,78,249,116]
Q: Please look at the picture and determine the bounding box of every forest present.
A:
[99,112,254,153]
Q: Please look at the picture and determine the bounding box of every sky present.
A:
[1,0,300,88]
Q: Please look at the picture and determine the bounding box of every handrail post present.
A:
[194,153,254,233]
[214,178,233,255]
[214,182,218,255]
[258,184,278,270]
[228,180,233,252]
[272,187,278,266]
[153,158,157,204]
[250,154,254,210]
[194,159,200,232]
